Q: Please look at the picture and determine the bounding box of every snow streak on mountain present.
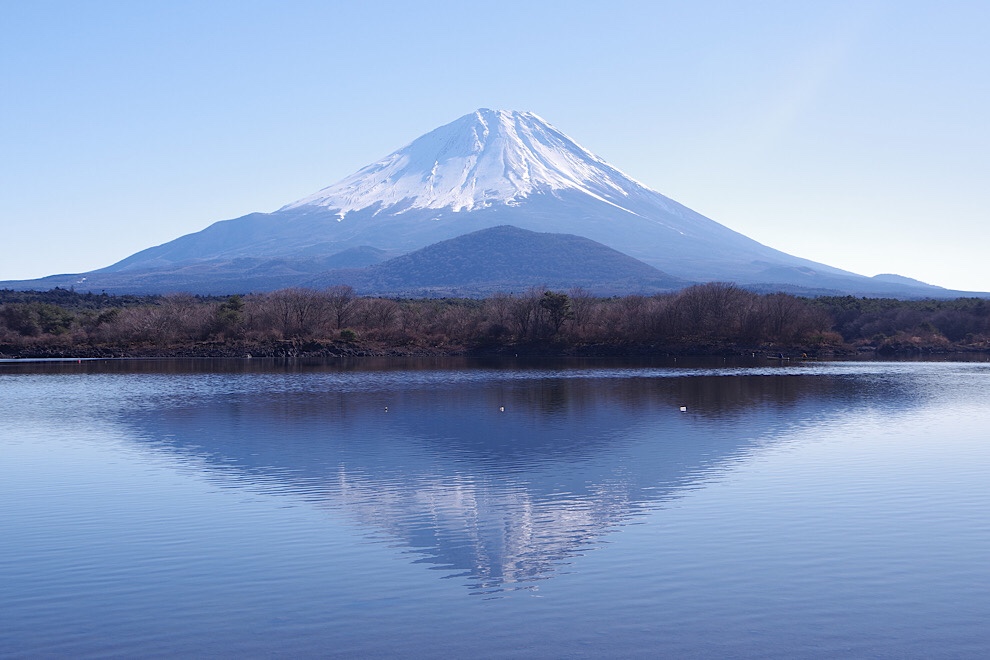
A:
[282,109,650,218]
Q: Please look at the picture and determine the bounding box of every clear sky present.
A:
[2,1,988,291]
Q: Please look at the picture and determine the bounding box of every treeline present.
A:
[1,284,989,357]
[812,295,990,345]
[0,288,160,310]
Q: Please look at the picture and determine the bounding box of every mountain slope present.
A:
[308,226,687,296]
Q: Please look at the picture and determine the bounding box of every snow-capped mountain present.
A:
[265,107,794,282]
[282,109,650,216]
[0,109,961,296]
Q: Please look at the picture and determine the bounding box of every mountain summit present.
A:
[0,109,960,297]
[282,109,646,217]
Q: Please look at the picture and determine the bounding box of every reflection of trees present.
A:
[491,372,869,422]
[108,363,920,595]
[530,379,570,415]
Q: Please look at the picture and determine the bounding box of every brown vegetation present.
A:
[2,284,989,359]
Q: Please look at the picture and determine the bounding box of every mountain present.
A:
[871,273,942,288]
[308,226,687,296]
[0,108,978,297]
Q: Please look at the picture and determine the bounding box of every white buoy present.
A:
[499,406,505,412]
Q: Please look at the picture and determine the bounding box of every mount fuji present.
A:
[2,109,958,296]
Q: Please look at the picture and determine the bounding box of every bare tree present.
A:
[509,289,544,340]
[360,298,401,338]
[483,292,513,328]
[326,285,356,330]
[265,288,330,338]
[673,282,747,338]
[539,291,574,337]
[758,293,825,342]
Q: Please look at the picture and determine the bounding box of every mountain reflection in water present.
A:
[88,358,914,595]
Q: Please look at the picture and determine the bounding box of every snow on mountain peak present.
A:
[282,109,648,216]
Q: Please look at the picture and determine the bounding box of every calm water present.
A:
[2,357,989,658]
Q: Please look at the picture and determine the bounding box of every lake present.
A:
[2,357,989,658]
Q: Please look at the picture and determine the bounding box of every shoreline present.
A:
[3,338,988,361]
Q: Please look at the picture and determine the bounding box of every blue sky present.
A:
[2,1,988,291]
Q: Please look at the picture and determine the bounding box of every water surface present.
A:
[2,358,988,657]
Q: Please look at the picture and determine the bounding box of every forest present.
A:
[2,284,989,358]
